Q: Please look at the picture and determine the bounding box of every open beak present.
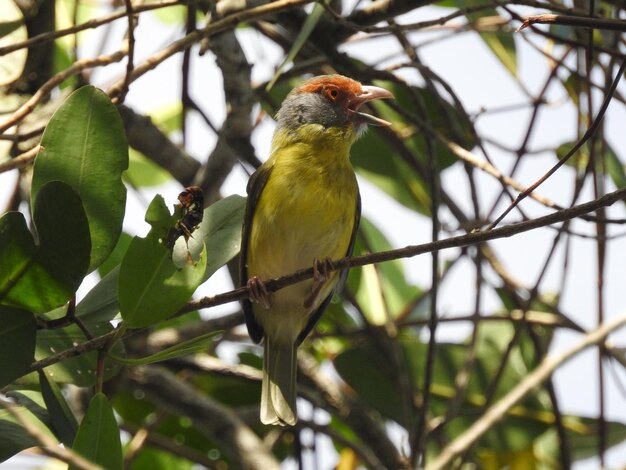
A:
[349,85,394,127]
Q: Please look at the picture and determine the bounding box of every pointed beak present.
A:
[349,85,394,127]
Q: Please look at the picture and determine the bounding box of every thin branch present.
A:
[0,145,40,174]
[107,0,314,100]
[183,186,626,312]
[518,14,626,32]
[486,57,626,230]
[297,352,408,469]
[118,0,137,103]
[0,0,189,56]
[0,400,103,470]
[0,49,127,134]
[128,365,280,470]
[425,313,626,470]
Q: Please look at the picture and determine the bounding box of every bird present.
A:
[240,74,393,426]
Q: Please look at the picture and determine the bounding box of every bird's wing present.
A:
[240,164,274,344]
[296,191,361,345]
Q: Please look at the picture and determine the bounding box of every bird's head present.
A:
[275,75,394,143]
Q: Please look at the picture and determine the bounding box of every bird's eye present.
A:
[325,88,339,100]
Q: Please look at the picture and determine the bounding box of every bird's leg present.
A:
[247,276,272,309]
[304,257,335,309]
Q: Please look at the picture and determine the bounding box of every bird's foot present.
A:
[247,276,272,309]
[313,257,335,283]
[304,258,334,309]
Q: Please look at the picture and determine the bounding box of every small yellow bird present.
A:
[240,74,393,426]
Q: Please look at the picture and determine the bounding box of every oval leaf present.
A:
[119,232,207,328]
[119,194,206,328]
[38,370,78,446]
[32,85,129,272]
[200,194,246,281]
[0,182,90,312]
[108,331,220,365]
[70,393,122,470]
[0,306,36,388]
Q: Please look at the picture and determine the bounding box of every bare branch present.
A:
[426,313,626,470]
[128,365,280,470]
[184,186,626,312]
[0,49,127,134]
[518,14,626,32]
[0,400,103,470]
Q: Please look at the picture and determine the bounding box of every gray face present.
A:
[275,91,350,133]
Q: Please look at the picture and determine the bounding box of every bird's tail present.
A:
[261,338,297,426]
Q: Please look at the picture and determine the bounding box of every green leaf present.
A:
[352,130,432,214]
[119,195,207,328]
[535,417,626,463]
[0,182,91,313]
[0,306,36,388]
[75,266,120,323]
[149,3,186,24]
[125,148,172,188]
[146,102,182,135]
[128,447,194,470]
[349,217,420,322]
[4,391,52,430]
[0,399,57,463]
[113,390,218,461]
[70,393,122,470]
[28,322,120,386]
[38,370,78,446]
[108,331,220,365]
[98,232,133,278]
[200,194,246,281]
[119,234,206,328]
[450,0,516,75]
[354,80,476,214]
[334,324,553,450]
[556,141,626,198]
[605,145,626,190]
[479,28,517,76]
[32,85,129,272]
[53,42,78,89]
[0,419,38,463]
[0,19,22,38]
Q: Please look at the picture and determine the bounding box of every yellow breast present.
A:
[247,125,359,342]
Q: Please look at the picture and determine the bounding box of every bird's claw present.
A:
[313,257,334,284]
[247,276,271,309]
[304,258,334,309]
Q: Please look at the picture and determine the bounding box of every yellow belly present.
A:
[247,155,358,344]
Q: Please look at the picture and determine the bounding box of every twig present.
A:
[0,400,103,470]
[24,331,117,375]
[197,21,255,202]
[297,352,408,469]
[0,1,188,56]
[107,0,313,100]
[486,57,626,230]
[518,14,626,32]
[118,0,137,103]
[183,185,626,312]
[19,189,626,377]
[0,145,40,174]
[128,365,280,470]
[0,49,127,134]
[425,313,626,470]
